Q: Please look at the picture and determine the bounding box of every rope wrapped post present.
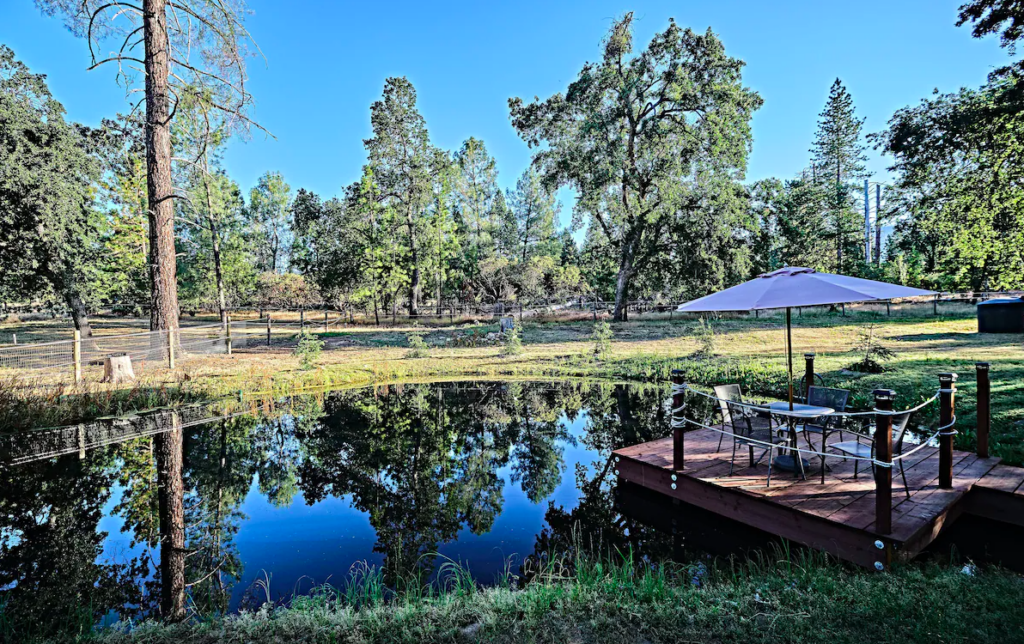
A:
[976,363,990,458]
[939,373,958,488]
[874,389,895,535]
[671,370,685,472]
[803,352,816,401]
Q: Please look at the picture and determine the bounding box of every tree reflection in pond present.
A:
[1,380,694,638]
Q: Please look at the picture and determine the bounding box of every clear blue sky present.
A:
[1,0,1010,231]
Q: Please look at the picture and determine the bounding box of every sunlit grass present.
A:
[2,310,1022,464]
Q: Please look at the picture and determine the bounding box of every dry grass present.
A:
[2,309,1022,463]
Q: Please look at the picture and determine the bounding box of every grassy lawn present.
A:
[2,309,1022,464]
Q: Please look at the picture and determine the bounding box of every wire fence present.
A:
[0,320,255,375]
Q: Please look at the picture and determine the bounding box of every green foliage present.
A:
[293,329,324,370]
[501,324,524,356]
[509,14,761,318]
[0,45,104,321]
[591,321,613,361]
[406,334,430,359]
[692,317,717,358]
[847,323,896,373]
[247,171,294,273]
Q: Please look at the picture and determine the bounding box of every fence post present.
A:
[933,294,938,316]
[300,308,305,331]
[266,315,272,347]
[671,370,686,472]
[225,313,232,356]
[886,300,891,316]
[167,328,175,369]
[938,373,958,489]
[11,333,15,345]
[803,352,815,401]
[73,329,82,382]
[874,388,895,536]
[976,363,990,458]
[324,310,329,332]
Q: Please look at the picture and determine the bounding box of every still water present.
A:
[1,380,720,635]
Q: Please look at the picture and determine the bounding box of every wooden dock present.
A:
[613,425,1005,570]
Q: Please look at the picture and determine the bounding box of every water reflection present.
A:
[1,380,687,637]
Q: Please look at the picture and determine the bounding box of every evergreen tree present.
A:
[809,79,867,272]
[504,167,560,264]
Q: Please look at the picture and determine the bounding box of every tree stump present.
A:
[103,354,136,383]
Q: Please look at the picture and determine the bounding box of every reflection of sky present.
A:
[226,410,595,608]
[92,406,598,610]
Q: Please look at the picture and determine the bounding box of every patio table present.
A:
[765,402,835,477]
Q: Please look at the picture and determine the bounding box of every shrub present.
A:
[848,323,895,373]
[406,334,430,359]
[692,317,716,358]
[502,325,524,356]
[294,329,324,370]
[592,320,613,360]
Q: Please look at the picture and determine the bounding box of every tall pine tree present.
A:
[809,79,867,272]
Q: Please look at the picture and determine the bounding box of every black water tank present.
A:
[977,297,1024,333]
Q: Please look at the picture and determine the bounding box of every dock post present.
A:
[803,352,816,401]
[874,389,895,535]
[976,363,990,458]
[671,370,686,471]
[939,373,957,488]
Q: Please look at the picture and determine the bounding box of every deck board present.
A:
[613,425,1002,569]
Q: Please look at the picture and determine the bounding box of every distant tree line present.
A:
[2,2,1022,333]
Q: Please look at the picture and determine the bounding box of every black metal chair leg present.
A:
[900,460,910,499]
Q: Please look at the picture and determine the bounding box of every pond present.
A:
[2,379,748,636]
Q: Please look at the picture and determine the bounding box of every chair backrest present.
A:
[892,412,913,455]
[870,411,914,458]
[807,386,850,413]
[713,384,743,426]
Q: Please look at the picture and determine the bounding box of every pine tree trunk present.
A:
[202,167,228,328]
[143,0,179,333]
[408,211,420,317]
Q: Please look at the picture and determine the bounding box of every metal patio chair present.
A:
[718,393,788,487]
[828,411,915,499]
[713,384,777,451]
[798,386,851,483]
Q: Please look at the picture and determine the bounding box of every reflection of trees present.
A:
[1,379,687,633]
[297,383,513,583]
[531,384,675,566]
[506,382,573,502]
[0,446,146,640]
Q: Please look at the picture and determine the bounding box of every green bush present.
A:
[592,320,613,360]
[692,317,717,357]
[294,330,324,370]
[406,334,430,359]
[502,325,524,356]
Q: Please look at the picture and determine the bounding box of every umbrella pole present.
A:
[786,307,794,410]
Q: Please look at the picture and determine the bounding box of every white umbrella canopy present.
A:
[676,267,935,313]
[676,267,936,408]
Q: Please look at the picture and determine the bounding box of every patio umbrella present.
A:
[676,267,935,408]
